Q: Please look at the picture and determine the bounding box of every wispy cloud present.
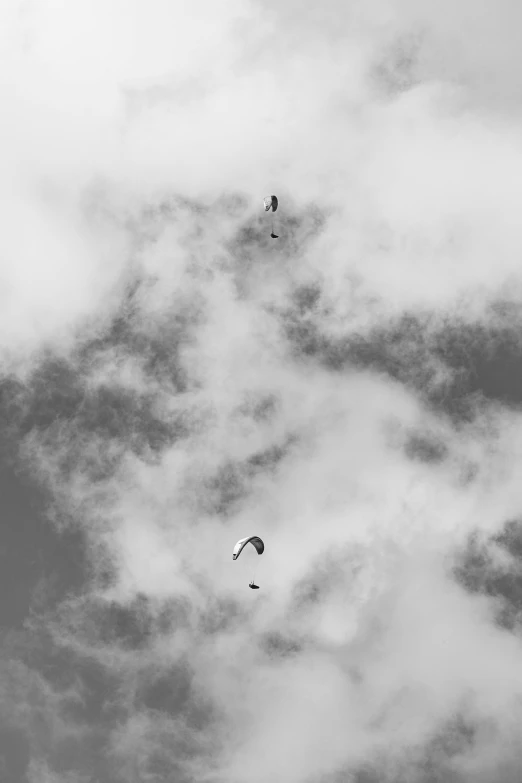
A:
[2,1,522,781]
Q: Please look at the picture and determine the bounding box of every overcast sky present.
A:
[2,1,522,781]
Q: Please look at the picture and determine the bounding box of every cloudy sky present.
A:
[3,0,522,781]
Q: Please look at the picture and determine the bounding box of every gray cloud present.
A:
[2,0,522,781]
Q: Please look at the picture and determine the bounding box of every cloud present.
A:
[2,0,522,781]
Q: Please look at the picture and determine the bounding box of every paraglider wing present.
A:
[232,535,265,560]
[262,195,278,212]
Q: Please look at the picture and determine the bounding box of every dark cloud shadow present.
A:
[283,300,522,425]
[453,520,522,630]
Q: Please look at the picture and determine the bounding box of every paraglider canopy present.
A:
[232,535,264,560]
[263,195,278,212]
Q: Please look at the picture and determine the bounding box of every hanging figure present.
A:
[263,195,279,238]
[233,535,265,589]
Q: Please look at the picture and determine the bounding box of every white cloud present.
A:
[5,0,522,780]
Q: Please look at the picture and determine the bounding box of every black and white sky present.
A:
[2,1,522,781]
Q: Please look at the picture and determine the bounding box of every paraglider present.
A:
[233,535,264,589]
[232,535,264,559]
[263,195,279,238]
